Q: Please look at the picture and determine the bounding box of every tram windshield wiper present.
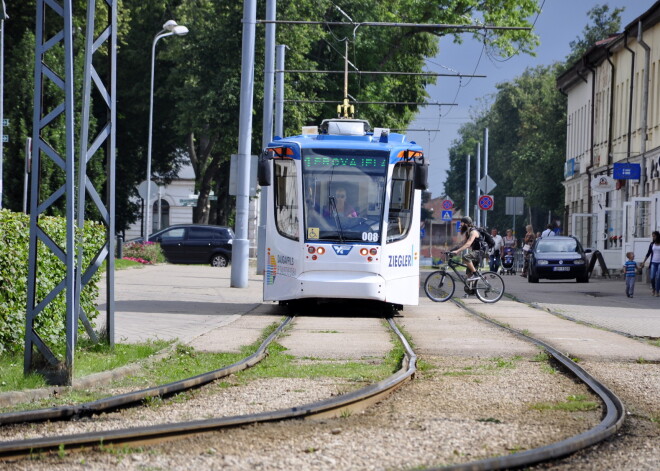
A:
[328,196,345,243]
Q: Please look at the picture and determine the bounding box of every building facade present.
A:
[557,4,660,270]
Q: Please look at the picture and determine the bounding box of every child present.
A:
[623,252,638,298]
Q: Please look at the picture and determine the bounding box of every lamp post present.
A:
[145,20,188,241]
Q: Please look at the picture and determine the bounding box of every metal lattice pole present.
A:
[76,0,117,347]
[25,0,117,385]
[25,0,77,385]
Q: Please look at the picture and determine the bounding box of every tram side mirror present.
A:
[414,162,428,190]
[258,151,272,186]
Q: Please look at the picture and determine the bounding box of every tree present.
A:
[2,1,543,230]
[565,4,623,66]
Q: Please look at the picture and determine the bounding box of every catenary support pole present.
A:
[484,127,488,228]
[465,154,470,220]
[0,1,6,208]
[274,44,285,137]
[475,142,481,227]
[231,0,257,288]
[257,0,276,276]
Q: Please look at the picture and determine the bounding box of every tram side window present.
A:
[274,159,299,240]
[387,163,414,242]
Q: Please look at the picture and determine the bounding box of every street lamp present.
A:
[144,20,188,241]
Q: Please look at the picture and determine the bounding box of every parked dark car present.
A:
[129,224,234,267]
[528,235,590,283]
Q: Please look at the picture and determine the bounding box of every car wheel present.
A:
[211,254,229,267]
[528,272,539,283]
[576,274,589,283]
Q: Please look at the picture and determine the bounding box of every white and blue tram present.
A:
[258,119,428,309]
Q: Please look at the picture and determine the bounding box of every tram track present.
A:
[0,317,415,461]
[430,298,627,471]
[0,316,294,427]
[0,301,630,469]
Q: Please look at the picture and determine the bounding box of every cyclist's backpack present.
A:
[477,227,495,251]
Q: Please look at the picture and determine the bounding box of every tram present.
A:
[258,118,428,309]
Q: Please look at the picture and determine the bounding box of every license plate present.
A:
[553,267,570,271]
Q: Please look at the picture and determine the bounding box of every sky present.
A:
[407,0,658,199]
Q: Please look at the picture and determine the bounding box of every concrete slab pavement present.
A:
[498,273,660,338]
[96,265,279,349]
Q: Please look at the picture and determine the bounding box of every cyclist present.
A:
[450,216,482,282]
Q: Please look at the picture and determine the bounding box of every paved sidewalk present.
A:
[500,273,660,338]
[96,264,279,349]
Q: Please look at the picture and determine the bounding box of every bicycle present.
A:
[424,252,505,303]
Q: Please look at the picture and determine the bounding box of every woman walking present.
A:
[641,231,660,296]
[521,225,535,277]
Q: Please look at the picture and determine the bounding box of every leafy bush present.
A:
[122,241,165,264]
[0,210,105,355]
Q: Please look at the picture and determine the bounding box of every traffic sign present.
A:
[441,210,453,221]
[478,194,494,211]
[179,198,198,207]
[478,175,497,194]
[2,135,7,143]
[2,119,8,126]
[441,198,453,210]
[137,180,159,201]
[505,197,524,216]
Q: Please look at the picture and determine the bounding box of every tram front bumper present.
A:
[297,271,386,301]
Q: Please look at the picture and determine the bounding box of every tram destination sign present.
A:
[303,155,387,169]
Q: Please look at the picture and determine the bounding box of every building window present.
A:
[152,199,170,233]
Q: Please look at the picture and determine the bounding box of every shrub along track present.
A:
[0,305,625,469]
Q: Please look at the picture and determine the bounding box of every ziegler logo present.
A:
[332,245,353,255]
[388,254,414,267]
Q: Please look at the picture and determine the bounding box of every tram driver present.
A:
[324,186,358,218]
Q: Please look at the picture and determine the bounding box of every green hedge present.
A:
[0,210,105,355]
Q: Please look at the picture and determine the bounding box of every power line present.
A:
[284,100,457,106]
[278,70,485,78]
[257,20,531,32]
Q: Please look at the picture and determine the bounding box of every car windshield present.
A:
[537,239,578,253]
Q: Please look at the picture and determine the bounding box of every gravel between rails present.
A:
[3,354,657,470]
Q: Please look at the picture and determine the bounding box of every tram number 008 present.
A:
[362,232,379,242]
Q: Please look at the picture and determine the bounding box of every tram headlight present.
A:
[369,248,378,256]
[307,246,315,254]
[360,248,369,256]
[316,247,325,255]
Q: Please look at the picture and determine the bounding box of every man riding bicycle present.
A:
[450,216,482,282]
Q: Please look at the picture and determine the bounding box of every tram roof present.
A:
[268,131,423,153]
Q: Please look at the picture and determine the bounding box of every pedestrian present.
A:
[623,251,638,298]
[502,229,517,250]
[541,224,555,238]
[489,227,504,272]
[640,230,660,296]
[521,225,535,277]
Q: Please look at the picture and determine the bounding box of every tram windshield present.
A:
[302,149,388,243]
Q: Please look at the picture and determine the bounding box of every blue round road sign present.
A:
[441,199,453,210]
[478,195,494,211]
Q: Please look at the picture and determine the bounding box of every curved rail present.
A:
[0,318,416,460]
[429,299,626,471]
[0,317,293,426]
